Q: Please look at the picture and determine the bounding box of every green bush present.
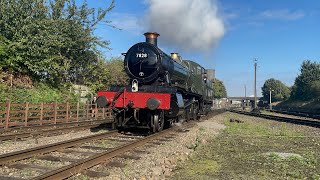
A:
[0,83,7,102]
[0,83,79,103]
[310,80,320,97]
[290,60,320,100]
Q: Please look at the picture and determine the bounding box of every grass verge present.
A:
[173,112,320,179]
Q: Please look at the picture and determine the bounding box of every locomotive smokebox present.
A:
[144,32,160,46]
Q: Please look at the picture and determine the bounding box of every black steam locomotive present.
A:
[97,32,214,132]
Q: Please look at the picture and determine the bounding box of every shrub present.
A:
[0,83,79,103]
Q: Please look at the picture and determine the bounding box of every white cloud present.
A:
[109,13,143,35]
[260,9,305,21]
[224,12,238,20]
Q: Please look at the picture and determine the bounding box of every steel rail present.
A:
[0,130,118,165]
[0,122,113,141]
[0,121,112,141]
[229,110,320,128]
[33,128,176,180]
[0,110,220,179]
[265,109,320,120]
[0,119,113,134]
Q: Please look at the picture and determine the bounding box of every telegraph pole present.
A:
[269,89,272,110]
[254,59,257,109]
[244,85,247,99]
[244,85,247,107]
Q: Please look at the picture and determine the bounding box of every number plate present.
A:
[136,53,148,58]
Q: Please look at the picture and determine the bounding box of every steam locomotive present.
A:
[96,32,214,132]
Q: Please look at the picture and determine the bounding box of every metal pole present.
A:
[269,89,272,110]
[244,85,247,107]
[254,59,257,109]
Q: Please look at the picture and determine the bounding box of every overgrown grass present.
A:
[187,127,207,150]
[175,158,219,179]
[173,113,320,179]
[276,98,320,113]
[0,83,79,103]
[74,174,90,180]
[99,139,115,148]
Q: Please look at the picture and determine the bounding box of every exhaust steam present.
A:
[144,0,225,52]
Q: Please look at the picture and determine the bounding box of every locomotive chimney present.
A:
[144,32,160,46]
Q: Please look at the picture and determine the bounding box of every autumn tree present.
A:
[213,79,227,98]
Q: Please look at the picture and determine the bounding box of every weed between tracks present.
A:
[71,174,90,180]
[173,112,320,179]
[0,140,13,145]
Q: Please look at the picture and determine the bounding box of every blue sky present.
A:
[86,0,320,97]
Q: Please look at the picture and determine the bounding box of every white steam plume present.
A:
[145,0,225,52]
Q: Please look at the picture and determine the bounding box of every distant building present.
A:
[207,69,215,82]
[73,85,92,103]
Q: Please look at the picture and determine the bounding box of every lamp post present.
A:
[254,60,257,109]
[269,89,274,110]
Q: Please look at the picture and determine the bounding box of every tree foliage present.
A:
[290,60,320,100]
[0,0,115,87]
[0,36,8,64]
[213,79,227,98]
[85,56,129,91]
[261,78,291,102]
[0,82,78,103]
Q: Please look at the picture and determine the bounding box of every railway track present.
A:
[229,109,320,128]
[0,119,113,142]
[0,124,193,179]
[265,109,320,120]
[0,110,224,179]
[34,128,179,180]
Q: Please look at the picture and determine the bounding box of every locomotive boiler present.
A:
[96,32,214,132]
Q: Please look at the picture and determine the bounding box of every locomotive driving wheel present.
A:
[150,110,164,133]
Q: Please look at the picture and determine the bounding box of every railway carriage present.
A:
[96,32,213,132]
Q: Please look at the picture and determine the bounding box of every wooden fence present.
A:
[0,100,112,129]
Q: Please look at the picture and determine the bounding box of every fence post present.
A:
[40,102,43,126]
[94,104,97,119]
[24,102,29,126]
[76,101,79,122]
[102,107,105,119]
[54,101,57,124]
[5,99,11,129]
[66,102,69,122]
[86,102,89,120]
